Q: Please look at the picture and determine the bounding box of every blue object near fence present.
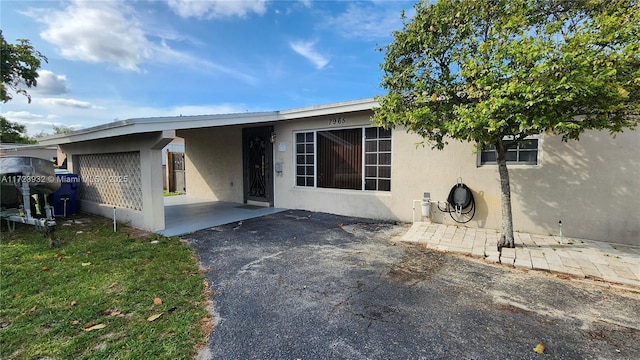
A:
[52,173,79,217]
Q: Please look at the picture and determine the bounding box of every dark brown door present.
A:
[242,126,273,205]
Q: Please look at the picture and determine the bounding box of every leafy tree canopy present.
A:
[0,116,36,144]
[373,0,639,250]
[1,29,48,103]
[52,125,74,134]
[373,0,640,150]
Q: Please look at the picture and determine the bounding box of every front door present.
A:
[243,126,274,205]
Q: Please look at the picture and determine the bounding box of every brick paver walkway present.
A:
[401,222,640,290]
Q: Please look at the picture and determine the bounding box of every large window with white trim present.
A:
[295,127,392,191]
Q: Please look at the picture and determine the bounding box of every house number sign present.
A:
[328,117,346,126]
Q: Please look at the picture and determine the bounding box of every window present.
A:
[317,128,362,190]
[364,127,392,191]
[295,132,315,187]
[294,127,392,191]
[479,138,539,165]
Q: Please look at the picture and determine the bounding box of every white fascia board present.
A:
[38,111,279,145]
[277,98,378,120]
[37,119,135,145]
[142,111,280,131]
[0,143,58,151]
[36,98,380,146]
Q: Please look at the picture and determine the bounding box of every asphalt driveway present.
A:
[187,210,640,360]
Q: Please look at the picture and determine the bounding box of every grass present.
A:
[163,190,183,197]
[0,216,211,359]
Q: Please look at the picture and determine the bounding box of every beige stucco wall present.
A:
[507,130,639,245]
[178,126,244,203]
[271,111,639,246]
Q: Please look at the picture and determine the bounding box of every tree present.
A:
[1,29,48,103]
[0,116,36,144]
[1,31,47,144]
[373,0,640,252]
[52,125,74,134]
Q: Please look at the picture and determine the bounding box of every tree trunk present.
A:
[496,142,515,252]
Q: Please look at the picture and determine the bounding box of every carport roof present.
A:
[38,98,378,145]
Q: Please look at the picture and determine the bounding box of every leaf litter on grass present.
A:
[0,216,210,359]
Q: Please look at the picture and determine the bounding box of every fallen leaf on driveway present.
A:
[533,343,545,354]
[147,313,163,322]
[84,323,106,331]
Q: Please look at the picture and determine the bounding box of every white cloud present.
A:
[327,3,407,41]
[1,111,53,121]
[290,40,329,69]
[21,0,257,83]
[23,1,151,71]
[154,41,259,85]
[32,70,69,95]
[0,111,64,135]
[38,98,102,109]
[166,0,268,19]
[166,104,250,116]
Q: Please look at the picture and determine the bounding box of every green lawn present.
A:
[0,216,211,359]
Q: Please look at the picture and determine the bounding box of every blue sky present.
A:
[1,0,415,136]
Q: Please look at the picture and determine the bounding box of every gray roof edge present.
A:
[130,110,278,125]
[277,98,378,118]
[0,143,59,151]
[37,98,379,145]
[38,119,135,145]
[37,111,279,145]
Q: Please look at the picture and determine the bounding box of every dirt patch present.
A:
[586,320,640,350]
[497,303,536,316]
[388,244,448,285]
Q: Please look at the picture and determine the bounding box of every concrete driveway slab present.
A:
[186,210,640,360]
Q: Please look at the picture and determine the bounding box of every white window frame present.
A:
[477,135,542,167]
[293,126,392,191]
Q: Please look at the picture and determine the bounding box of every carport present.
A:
[37,111,283,233]
[159,195,284,237]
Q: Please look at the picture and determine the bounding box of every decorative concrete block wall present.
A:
[76,152,143,211]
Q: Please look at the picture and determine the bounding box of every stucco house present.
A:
[38,98,639,246]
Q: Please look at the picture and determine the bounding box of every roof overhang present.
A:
[37,98,378,146]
